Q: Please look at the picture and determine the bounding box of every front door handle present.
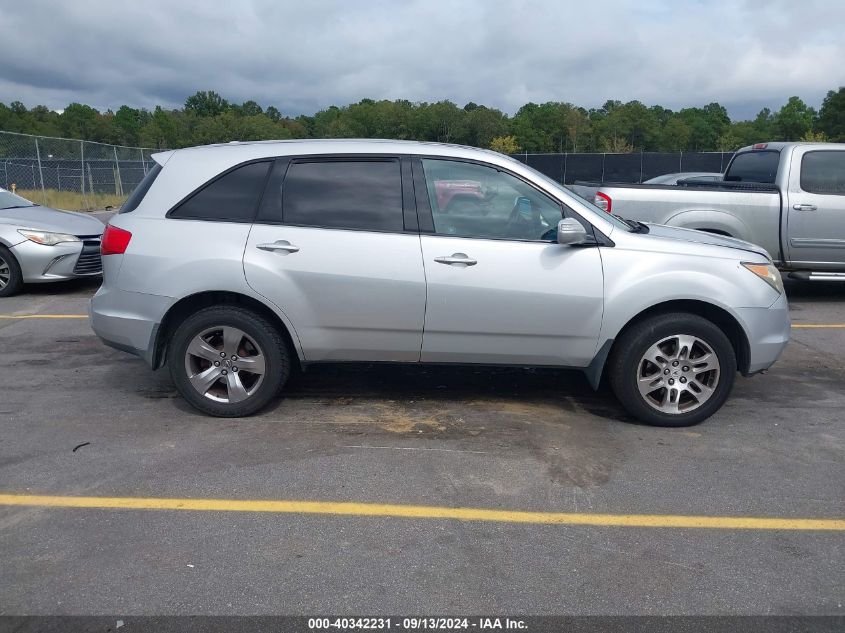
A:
[257,240,300,253]
[792,203,818,211]
[434,253,477,266]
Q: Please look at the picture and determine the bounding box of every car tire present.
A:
[608,312,737,427]
[0,245,24,297]
[167,306,290,417]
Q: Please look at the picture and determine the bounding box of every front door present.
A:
[786,147,845,268]
[415,158,604,367]
[244,157,426,362]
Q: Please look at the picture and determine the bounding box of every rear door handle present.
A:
[792,203,817,211]
[434,253,477,266]
[257,240,300,253]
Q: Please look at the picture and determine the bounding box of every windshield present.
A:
[503,156,632,231]
[724,150,780,183]
[0,189,37,210]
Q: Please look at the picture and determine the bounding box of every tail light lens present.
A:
[101,225,132,255]
[594,191,612,213]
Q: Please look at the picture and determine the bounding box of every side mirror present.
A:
[556,218,589,245]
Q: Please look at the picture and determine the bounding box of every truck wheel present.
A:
[167,306,290,417]
[0,245,24,297]
[608,312,736,427]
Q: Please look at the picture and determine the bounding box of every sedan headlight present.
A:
[17,229,81,246]
[742,262,784,294]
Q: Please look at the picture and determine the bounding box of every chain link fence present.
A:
[0,130,160,209]
[0,130,737,209]
[510,151,736,184]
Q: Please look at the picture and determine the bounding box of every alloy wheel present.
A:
[0,255,9,289]
[637,334,721,414]
[183,326,266,404]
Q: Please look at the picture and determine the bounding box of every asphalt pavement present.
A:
[0,278,842,616]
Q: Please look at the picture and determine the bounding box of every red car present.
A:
[434,179,485,212]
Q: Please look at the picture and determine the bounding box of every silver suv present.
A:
[90,140,790,426]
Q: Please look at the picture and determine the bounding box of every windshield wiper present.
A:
[615,215,649,233]
[0,204,35,210]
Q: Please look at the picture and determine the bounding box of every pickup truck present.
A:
[586,142,845,281]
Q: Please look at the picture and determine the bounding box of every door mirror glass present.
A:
[557,218,589,245]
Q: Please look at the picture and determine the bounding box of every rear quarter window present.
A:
[800,151,845,195]
[169,161,271,222]
[119,162,162,214]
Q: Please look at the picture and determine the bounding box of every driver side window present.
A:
[420,159,563,241]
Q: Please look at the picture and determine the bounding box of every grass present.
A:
[14,189,127,212]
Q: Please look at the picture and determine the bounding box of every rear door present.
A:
[243,156,426,362]
[786,147,845,268]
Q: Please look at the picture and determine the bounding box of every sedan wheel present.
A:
[0,257,10,289]
[0,245,24,297]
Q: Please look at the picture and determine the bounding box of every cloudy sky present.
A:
[1,0,843,119]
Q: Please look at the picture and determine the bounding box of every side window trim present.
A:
[799,150,845,196]
[165,158,273,223]
[412,155,573,243]
[253,153,414,234]
[255,158,291,223]
[411,157,435,233]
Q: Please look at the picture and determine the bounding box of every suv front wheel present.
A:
[167,306,290,417]
[608,312,737,427]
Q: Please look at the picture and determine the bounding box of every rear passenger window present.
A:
[171,161,270,222]
[282,160,404,232]
[801,151,845,195]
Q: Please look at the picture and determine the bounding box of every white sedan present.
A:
[0,188,104,296]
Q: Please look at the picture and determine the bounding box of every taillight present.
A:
[101,225,132,256]
[594,191,612,213]
[753,143,768,150]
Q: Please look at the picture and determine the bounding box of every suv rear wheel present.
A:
[167,306,290,417]
[608,312,737,427]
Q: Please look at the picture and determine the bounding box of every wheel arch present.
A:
[587,299,751,388]
[663,208,748,240]
[151,290,302,370]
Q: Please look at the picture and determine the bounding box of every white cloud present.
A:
[0,0,842,118]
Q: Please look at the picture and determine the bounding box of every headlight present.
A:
[17,229,80,246]
[742,262,784,294]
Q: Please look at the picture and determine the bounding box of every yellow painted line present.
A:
[792,324,845,329]
[0,314,87,319]
[0,494,842,531]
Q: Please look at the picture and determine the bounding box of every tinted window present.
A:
[801,151,845,195]
[421,159,562,241]
[120,162,161,213]
[171,161,270,221]
[282,160,403,231]
[724,151,780,183]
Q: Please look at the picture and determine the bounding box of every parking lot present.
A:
[0,277,843,616]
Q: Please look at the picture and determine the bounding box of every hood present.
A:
[644,223,771,260]
[0,205,105,236]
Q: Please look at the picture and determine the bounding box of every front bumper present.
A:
[736,292,791,374]
[13,238,102,283]
[89,285,175,366]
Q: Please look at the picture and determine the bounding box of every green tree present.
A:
[490,135,519,154]
[817,87,845,142]
[184,91,229,118]
[773,96,815,140]
[658,116,692,151]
